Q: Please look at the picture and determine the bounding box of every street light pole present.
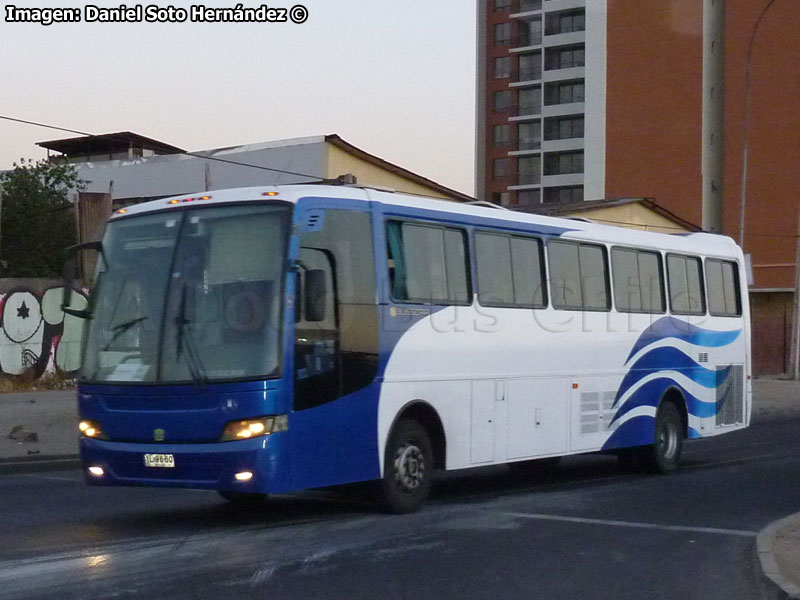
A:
[738,0,780,247]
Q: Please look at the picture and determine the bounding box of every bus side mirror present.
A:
[61,240,102,320]
[304,269,327,322]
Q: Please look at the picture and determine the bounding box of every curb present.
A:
[0,454,80,475]
[758,512,800,599]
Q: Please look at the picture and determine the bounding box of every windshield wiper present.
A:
[175,284,206,388]
[102,317,148,351]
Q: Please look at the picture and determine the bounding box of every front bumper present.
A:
[79,433,291,494]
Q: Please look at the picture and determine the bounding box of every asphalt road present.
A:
[2,414,799,600]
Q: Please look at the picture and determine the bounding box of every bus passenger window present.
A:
[706,259,741,317]
[386,221,470,305]
[667,254,705,315]
[611,247,665,313]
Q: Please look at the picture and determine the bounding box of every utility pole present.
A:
[702,0,725,233]
[790,209,800,379]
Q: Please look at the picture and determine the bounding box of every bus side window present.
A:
[667,254,706,315]
[706,259,742,317]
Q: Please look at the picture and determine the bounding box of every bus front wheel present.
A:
[378,418,433,514]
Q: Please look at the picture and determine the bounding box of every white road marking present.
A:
[496,511,757,537]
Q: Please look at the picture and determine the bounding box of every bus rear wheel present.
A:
[377,419,433,514]
[644,401,683,474]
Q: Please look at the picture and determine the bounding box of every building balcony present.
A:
[541,102,585,117]
[542,66,585,82]
[541,138,584,152]
[509,103,542,119]
[541,173,584,187]
[509,68,542,85]
[543,0,584,12]
[510,0,542,17]
[542,31,585,47]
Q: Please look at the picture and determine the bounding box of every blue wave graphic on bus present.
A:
[625,317,741,363]
[610,377,718,426]
[614,346,728,405]
[603,319,740,451]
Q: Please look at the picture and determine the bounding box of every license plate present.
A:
[144,453,175,468]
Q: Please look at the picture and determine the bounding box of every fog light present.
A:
[235,471,253,482]
[88,466,104,477]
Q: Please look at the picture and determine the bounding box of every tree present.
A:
[0,158,85,278]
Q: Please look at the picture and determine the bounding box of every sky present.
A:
[0,1,477,195]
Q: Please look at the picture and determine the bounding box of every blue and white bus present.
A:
[67,185,750,513]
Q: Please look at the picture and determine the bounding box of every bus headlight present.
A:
[79,420,108,440]
[219,415,288,442]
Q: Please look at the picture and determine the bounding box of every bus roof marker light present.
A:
[168,199,179,205]
[116,209,127,215]
[262,191,279,197]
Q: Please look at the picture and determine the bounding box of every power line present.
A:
[0,114,325,181]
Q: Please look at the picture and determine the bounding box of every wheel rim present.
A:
[657,419,679,462]
[393,442,425,493]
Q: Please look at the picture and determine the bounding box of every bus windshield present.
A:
[81,203,290,384]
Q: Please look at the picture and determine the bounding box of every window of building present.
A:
[706,259,741,317]
[545,9,586,35]
[544,151,584,175]
[517,190,541,206]
[494,0,513,11]
[545,45,585,70]
[476,232,546,308]
[518,52,542,81]
[519,0,542,11]
[493,157,511,180]
[548,241,610,310]
[518,86,541,115]
[544,79,585,105]
[494,90,512,113]
[494,22,512,46]
[518,155,541,185]
[494,56,511,79]
[543,186,583,203]
[544,115,584,140]
[519,18,542,46]
[386,221,470,305]
[518,121,541,150]
[667,254,705,315]
[611,248,665,313]
[494,124,511,147]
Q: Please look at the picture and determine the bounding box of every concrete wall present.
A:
[75,137,327,201]
[0,279,87,380]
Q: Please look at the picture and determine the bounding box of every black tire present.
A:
[644,401,684,474]
[377,419,434,514]
[218,491,268,507]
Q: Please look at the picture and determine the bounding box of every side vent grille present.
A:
[698,353,709,363]
[581,391,618,434]
[716,365,744,426]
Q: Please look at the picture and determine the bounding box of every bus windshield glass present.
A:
[81,203,290,384]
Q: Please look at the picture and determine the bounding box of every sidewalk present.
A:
[0,378,799,595]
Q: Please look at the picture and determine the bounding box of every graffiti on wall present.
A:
[0,287,88,378]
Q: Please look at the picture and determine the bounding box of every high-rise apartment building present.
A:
[476,0,800,375]
[477,0,604,208]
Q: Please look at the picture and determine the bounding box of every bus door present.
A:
[289,203,381,489]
